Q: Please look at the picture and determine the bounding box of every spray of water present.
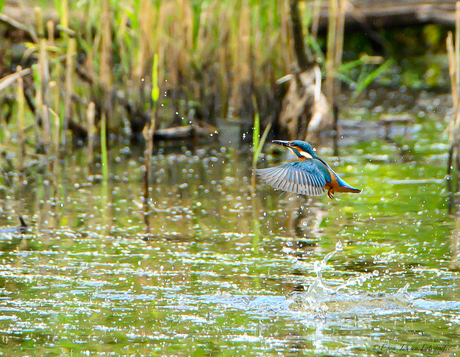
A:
[307,240,376,295]
[288,240,386,315]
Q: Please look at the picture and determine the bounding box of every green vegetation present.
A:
[0,1,452,161]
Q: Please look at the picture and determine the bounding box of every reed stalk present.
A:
[87,102,96,169]
[84,7,95,83]
[100,0,112,90]
[34,6,44,38]
[325,0,337,103]
[101,113,109,215]
[447,33,457,115]
[51,58,61,118]
[136,0,151,84]
[333,0,345,155]
[39,38,51,162]
[136,0,151,110]
[32,64,43,152]
[64,38,76,152]
[47,20,54,45]
[60,0,69,33]
[100,0,113,133]
[16,66,25,174]
[48,105,60,199]
[252,96,260,165]
[52,105,60,175]
[334,0,345,100]
[101,114,109,182]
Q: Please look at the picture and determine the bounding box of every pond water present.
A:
[0,91,459,356]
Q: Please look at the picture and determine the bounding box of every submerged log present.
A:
[153,124,216,141]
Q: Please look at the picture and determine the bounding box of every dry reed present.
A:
[39,38,51,161]
[1,0,341,156]
[87,102,96,168]
[47,20,54,45]
[325,0,345,106]
[48,104,60,199]
[16,66,25,174]
[64,38,76,151]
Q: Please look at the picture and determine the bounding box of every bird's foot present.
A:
[327,188,335,199]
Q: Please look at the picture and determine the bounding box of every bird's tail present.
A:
[340,186,361,194]
[336,176,361,194]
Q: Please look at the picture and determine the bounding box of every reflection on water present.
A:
[0,108,460,355]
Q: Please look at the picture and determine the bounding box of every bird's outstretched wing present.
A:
[255,161,326,196]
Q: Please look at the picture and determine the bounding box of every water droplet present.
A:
[336,240,343,251]
[313,260,321,273]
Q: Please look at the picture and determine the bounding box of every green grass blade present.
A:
[252,95,260,166]
[151,53,159,104]
[338,58,365,73]
[253,121,272,167]
[335,72,356,86]
[352,58,394,101]
[306,35,325,64]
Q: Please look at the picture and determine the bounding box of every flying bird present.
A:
[255,140,361,199]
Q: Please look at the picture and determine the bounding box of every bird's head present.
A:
[273,140,317,160]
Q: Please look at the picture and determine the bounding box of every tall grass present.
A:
[63,38,75,150]
[0,0,394,175]
[61,0,290,125]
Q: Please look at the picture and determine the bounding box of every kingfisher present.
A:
[255,140,361,199]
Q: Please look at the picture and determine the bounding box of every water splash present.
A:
[289,241,409,316]
[307,240,374,295]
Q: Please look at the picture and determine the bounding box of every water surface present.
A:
[0,94,459,356]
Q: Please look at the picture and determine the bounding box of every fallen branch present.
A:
[0,68,32,92]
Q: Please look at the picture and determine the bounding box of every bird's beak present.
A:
[272,140,291,147]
